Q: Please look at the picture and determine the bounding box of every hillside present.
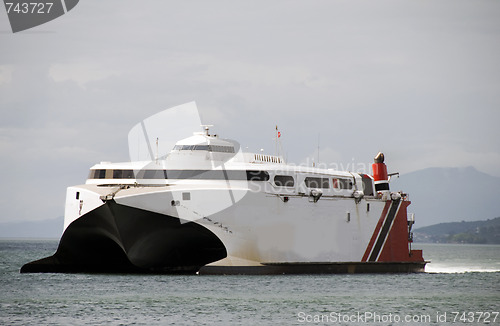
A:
[413,217,500,244]
[390,166,500,227]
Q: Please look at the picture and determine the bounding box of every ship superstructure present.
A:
[22,106,425,274]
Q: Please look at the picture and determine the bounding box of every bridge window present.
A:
[88,169,134,179]
[88,169,107,179]
[173,144,234,153]
[112,169,135,179]
[209,145,235,153]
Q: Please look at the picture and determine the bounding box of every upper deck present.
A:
[84,129,379,200]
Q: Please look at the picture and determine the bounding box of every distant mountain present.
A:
[0,216,63,239]
[390,166,500,227]
[413,217,500,244]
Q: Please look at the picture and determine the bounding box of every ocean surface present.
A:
[1,241,499,325]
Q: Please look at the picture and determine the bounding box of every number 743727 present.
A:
[5,2,54,14]
[451,312,498,323]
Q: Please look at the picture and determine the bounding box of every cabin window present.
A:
[246,170,270,181]
[274,175,295,187]
[337,178,353,190]
[332,177,353,190]
[304,177,330,189]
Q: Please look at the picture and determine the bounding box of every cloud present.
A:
[1,0,500,223]
[0,65,14,85]
[49,63,120,88]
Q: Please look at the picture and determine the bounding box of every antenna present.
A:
[200,124,214,136]
[317,133,320,165]
[155,137,159,164]
[275,125,278,156]
[275,125,284,161]
[279,132,285,163]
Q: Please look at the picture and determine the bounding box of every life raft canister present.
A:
[372,152,390,192]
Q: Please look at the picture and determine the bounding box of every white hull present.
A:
[21,178,424,274]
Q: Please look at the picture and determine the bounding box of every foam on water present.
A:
[418,242,500,274]
[425,264,500,274]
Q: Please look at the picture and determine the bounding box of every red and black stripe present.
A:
[363,199,402,262]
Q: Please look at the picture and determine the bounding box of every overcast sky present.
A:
[1,0,500,223]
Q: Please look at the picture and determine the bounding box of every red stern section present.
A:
[363,200,424,263]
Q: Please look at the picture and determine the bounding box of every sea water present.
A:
[1,240,499,325]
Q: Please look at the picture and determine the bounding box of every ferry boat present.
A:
[21,103,426,274]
